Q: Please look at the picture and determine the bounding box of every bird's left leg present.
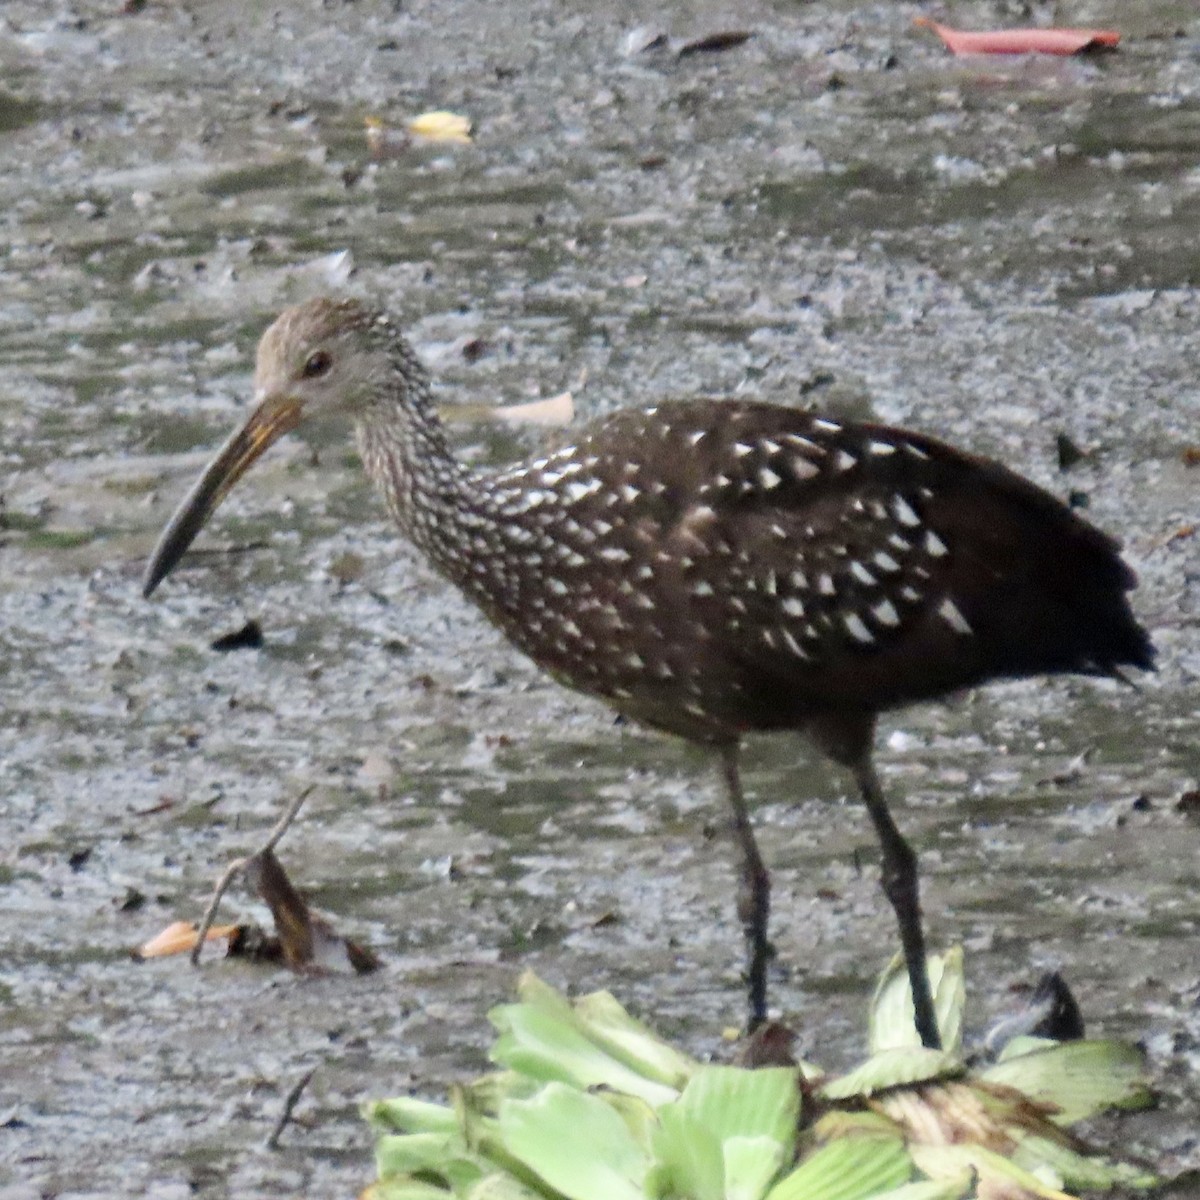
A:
[718,742,772,1032]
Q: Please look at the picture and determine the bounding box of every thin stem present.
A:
[265,1065,318,1150]
[190,785,315,966]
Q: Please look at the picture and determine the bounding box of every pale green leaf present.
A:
[650,1066,801,1200]
[995,1035,1058,1063]
[489,1002,678,1106]
[980,1039,1152,1125]
[870,949,965,1056]
[869,1176,974,1200]
[498,1083,650,1200]
[675,1065,800,1147]
[601,1091,662,1153]
[723,1134,788,1200]
[512,971,580,1018]
[366,1096,459,1135]
[765,1137,912,1200]
[910,1143,1074,1199]
[466,1173,555,1200]
[651,1104,725,1200]
[1013,1133,1158,1192]
[573,989,698,1088]
[374,1133,468,1182]
[820,1047,961,1101]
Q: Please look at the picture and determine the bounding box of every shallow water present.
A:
[0,1,1198,1196]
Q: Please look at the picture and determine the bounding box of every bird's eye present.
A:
[303,350,332,379]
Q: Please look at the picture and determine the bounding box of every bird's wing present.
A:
[633,401,1149,709]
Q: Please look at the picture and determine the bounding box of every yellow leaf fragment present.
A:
[134,919,238,960]
[407,110,473,144]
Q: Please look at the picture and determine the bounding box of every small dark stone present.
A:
[68,847,92,872]
[677,30,752,58]
[210,619,264,652]
[799,371,835,395]
[1056,432,1088,470]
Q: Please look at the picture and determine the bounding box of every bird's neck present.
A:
[354,365,483,582]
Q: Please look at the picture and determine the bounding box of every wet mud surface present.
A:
[0,1,1198,1196]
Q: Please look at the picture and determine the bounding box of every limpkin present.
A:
[143,297,1153,1050]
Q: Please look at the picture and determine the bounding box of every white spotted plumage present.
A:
[196,297,1136,751]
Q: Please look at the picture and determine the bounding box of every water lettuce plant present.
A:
[363,951,1156,1200]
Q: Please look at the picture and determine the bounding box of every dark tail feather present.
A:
[1077,582,1155,678]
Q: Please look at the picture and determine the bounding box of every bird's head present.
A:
[141,296,403,598]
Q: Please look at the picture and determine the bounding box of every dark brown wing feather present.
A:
[477,399,1152,740]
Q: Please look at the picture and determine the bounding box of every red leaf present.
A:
[914,17,1120,57]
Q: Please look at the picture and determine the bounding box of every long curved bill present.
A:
[141,394,304,598]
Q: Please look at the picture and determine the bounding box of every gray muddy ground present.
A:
[0,1,1198,1196]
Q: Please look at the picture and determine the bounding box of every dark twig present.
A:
[190,785,314,966]
[264,1065,317,1150]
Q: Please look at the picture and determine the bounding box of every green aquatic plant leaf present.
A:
[572,986,697,1088]
[374,1131,462,1179]
[603,1091,662,1154]
[371,1130,495,1195]
[910,1142,1075,1199]
[489,973,681,1106]
[869,1176,975,1200]
[367,960,1160,1200]
[366,1096,459,1136]
[980,1038,1152,1126]
[764,1136,912,1200]
[498,1082,650,1200]
[870,949,965,1056]
[676,1065,800,1148]
[820,1046,962,1101]
[1013,1133,1158,1192]
[723,1135,790,1200]
[489,999,678,1106]
[648,1102,725,1200]
[465,1174,553,1200]
[650,1066,800,1200]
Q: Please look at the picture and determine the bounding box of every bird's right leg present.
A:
[852,755,941,1050]
[810,715,942,1051]
[718,742,772,1032]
